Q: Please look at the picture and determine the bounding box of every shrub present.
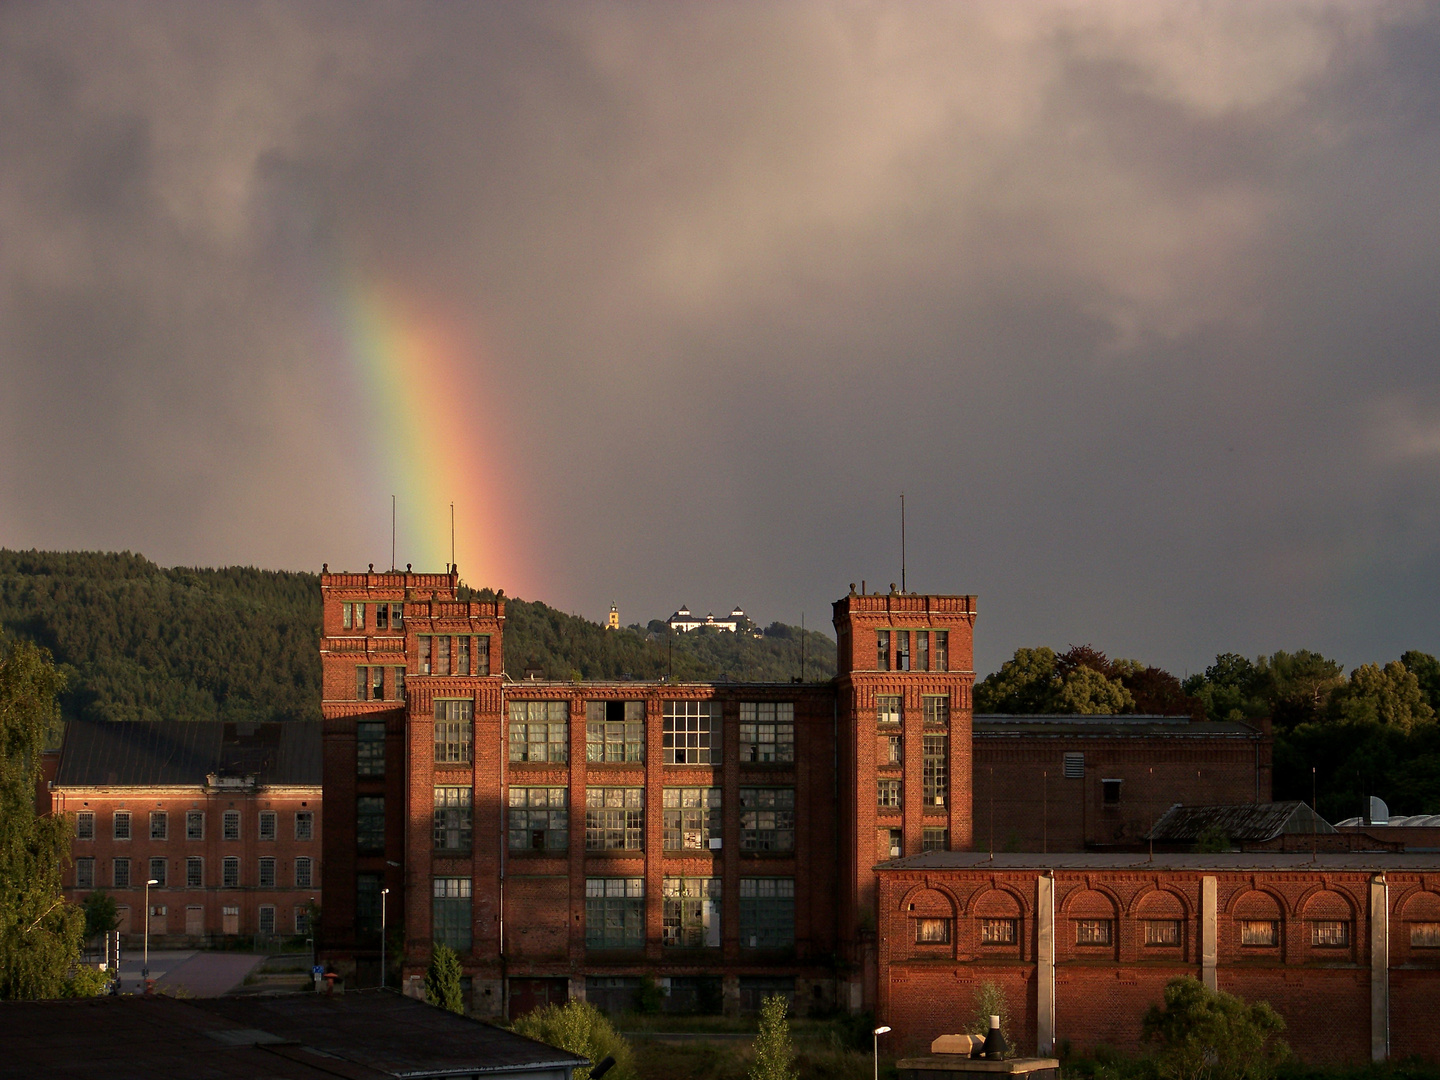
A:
[1143,976,1289,1080]
[971,980,1013,1055]
[424,944,463,1015]
[750,994,799,1080]
[512,999,635,1080]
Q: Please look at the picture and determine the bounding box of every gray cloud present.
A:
[2,2,1439,675]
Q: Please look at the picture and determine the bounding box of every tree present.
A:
[1142,977,1288,1080]
[970,980,1013,1055]
[1401,651,1440,713]
[1330,662,1436,733]
[425,943,463,1014]
[750,993,799,1080]
[512,999,635,1080]
[0,638,89,999]
[82,891,119,938]
[974,647,1060,713]
[1054,666,1134,715]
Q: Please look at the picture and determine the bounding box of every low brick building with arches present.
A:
[876,852,1440,1065]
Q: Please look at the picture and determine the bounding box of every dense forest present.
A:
[976,643,1440,821]
[0,550,834,736]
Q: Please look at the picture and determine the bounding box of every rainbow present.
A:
[332,275,525,592]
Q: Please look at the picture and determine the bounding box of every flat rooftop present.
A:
[880,851,1440,872]
[0,991,587,1080]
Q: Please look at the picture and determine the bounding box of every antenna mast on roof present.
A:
[391,495,396,571]
[450,502,456,575]
[900,492,906,593]
[800,613,806,682]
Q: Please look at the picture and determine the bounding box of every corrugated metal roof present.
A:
[54,718,321,787]
[1145,801,1334,842]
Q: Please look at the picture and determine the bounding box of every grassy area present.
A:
[630,1036,896,1080]
[614,1014,898,1080]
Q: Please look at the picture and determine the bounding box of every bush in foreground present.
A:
[512,999,635,1080]
[1143,977,1288,1080]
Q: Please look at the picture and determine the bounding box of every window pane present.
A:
[509,787,570,851]
[585,878,645,949]
[509,702,569,763]
[980,918,1015,944]
[663,788,721,850]
[916,918,950,944]
[586,788,644,849]
[662,877,721,948]
[876,696,901,725]
[1241,920,1278,946]
[740,788,795,852]
[739,878,795,949]
[739,703,794,763]
[357,720,386,777]
[1145,920,1181,946]
[433,786,474,850]
[923,736,949,807]
[434,702,475,764]
[357,796,385,852]
[1075,919,1113,945]
[432,877,472,951]
[663,701,719,765]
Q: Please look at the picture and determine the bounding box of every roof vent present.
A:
[1366,795,1390,826]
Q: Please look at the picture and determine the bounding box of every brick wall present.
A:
[54,785,321,943]
[972,724,1270,852]
[876,860,1440,1065]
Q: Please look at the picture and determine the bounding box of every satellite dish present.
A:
[1367,795,1390,826]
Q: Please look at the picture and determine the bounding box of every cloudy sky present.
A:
[3,2,1439,676]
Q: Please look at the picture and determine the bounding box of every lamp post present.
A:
[142,878,159,990]
[873,1025,891,1080]
[379,887,389,991]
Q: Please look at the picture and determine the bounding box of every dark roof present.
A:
[973,714,1261,738]
[0,992,587,1080]
[54,718,321,787]
[878,851,1440,872]
[1146,801,1336,842]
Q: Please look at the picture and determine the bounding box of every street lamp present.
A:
[379,887,390,991]
[143,878,159,989]
[873,1025,891,1080]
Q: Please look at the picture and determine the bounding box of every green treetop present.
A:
[0,638,89,999]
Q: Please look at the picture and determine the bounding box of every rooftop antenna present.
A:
[900,492,906,593]
[391,495,396,571]
[450,502,456,575]
[800,612,806,682]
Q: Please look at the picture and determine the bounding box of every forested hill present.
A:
[0,550,836,729]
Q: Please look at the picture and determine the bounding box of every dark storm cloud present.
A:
[3,2,1439,674]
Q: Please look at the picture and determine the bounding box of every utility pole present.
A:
[380,887,390,990]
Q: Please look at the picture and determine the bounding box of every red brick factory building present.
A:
[52,719,322,943]
[315,566,1436,1063]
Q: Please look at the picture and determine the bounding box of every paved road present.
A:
[114,950,264,997]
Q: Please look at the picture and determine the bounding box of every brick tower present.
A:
[318,566,505,1002]
[832,585,977,1010]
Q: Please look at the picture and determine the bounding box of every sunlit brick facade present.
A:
[317,571,976,1016]
[875,852,1440,1065]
